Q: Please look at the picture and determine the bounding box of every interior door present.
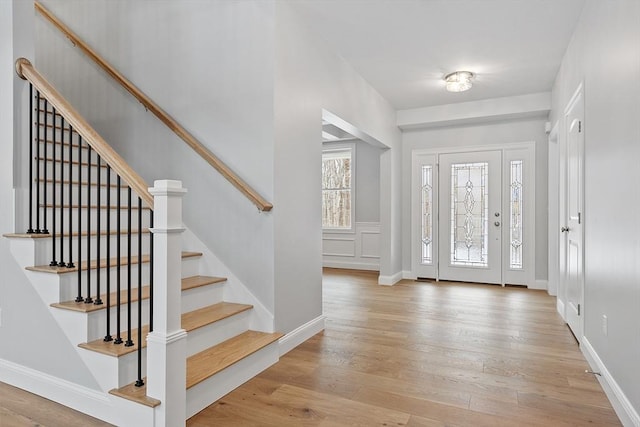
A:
[438,151,502,284]
[564,88,584,341]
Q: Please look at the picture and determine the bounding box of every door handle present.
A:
[561,226,570,233]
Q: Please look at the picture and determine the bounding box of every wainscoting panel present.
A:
[323,222,380,270]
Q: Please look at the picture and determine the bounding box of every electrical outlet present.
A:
[602,314,608,336]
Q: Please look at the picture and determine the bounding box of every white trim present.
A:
[529,280,548,290]
[378,271,402,286]
[146,329,188,345]
[279,315,326,356]
[322,260,379,271]
[412,141,536,157]
[557,298,566,320]
[0,358,123,426]
[402,270,415,280]
[581,338,640,427]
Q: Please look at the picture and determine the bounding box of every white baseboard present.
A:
[529,279,548,290]
[279,315,326,356]
[402,270,415,280]
[581,338,640,427]
[0,358,123,426]
[378,271,402,286]
[557,298,566,320]
[322,260,379,271]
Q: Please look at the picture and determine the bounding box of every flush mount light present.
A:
[444,71,474,92]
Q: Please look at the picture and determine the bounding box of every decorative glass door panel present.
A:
[412,154,437,278]
[450,162,489,267]
[421,165,434,265]
[439,151,502,284]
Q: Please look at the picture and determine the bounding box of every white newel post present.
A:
[147,180,188,427]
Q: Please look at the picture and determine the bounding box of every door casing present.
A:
[411,142,536,286]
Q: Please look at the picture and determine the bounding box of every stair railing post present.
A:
[146,180,187,427]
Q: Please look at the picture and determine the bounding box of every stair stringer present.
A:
[0,357,153,427]
[5,235,145,391]
[182,227,275,333]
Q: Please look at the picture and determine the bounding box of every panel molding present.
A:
[323,222,380,269]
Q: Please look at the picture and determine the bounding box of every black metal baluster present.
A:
[67,124,75,269]
[125,187,133,347]
[49,108,57,266]
[85,146,93,304]
[35,92,41,233]
[104,166,113,342]
[94,155,103,306]
[114,176,123,345]
[27,84,34,234]
[58,116,65,267]
[41,99,49,234]
[149,211,154,333]
[135,196,144,387]
[75,135,83,302]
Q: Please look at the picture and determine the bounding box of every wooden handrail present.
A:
[35,2,273,212]
[16,58,154,209]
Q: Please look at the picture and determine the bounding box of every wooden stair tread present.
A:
[181,275,226,291]
[40,204,151,210]
[26,251,201,274]
[4,229,149,239]
[109,381,160,408]
[79,325,149,357]
[52,276,217,312]
[38,157,108,168]
[186,330,283,389]
[40,178,122,187]
[79,300,248,357]
[52,285,151,313]
[182,302,252,332]
[38,138,89,149]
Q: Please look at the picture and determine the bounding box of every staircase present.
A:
[4,59,282,426]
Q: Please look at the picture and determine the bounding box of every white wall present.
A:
[551,0,640,420]
[274,2,401,331]
[35,0,277,314]
[401,118,549,281]
[355,141,381,223]
[0,0,100,390]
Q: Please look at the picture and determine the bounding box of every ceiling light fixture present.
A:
[444,71,474,92]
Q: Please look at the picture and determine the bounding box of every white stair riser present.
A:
[186,310,251,357]
[28,233,150,266]
[46,265,151,303]
[87,300,150,343]
[54,301,149,344]
[181,283,225,313]
[37,183,137,205]
[38,207,152,233]
[185,341,280,418]
[78,346,147,390]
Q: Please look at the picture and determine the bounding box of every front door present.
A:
[564,87,584,341]
[438,150,503,284]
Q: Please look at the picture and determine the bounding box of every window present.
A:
[322,146,354,230]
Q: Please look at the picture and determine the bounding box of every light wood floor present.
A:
[0,269,621,426]
[188,268,621,426]
[0,381,111,427]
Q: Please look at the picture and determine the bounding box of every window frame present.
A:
[322,142,356,233]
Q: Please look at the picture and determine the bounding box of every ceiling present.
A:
[288,0,585,110]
